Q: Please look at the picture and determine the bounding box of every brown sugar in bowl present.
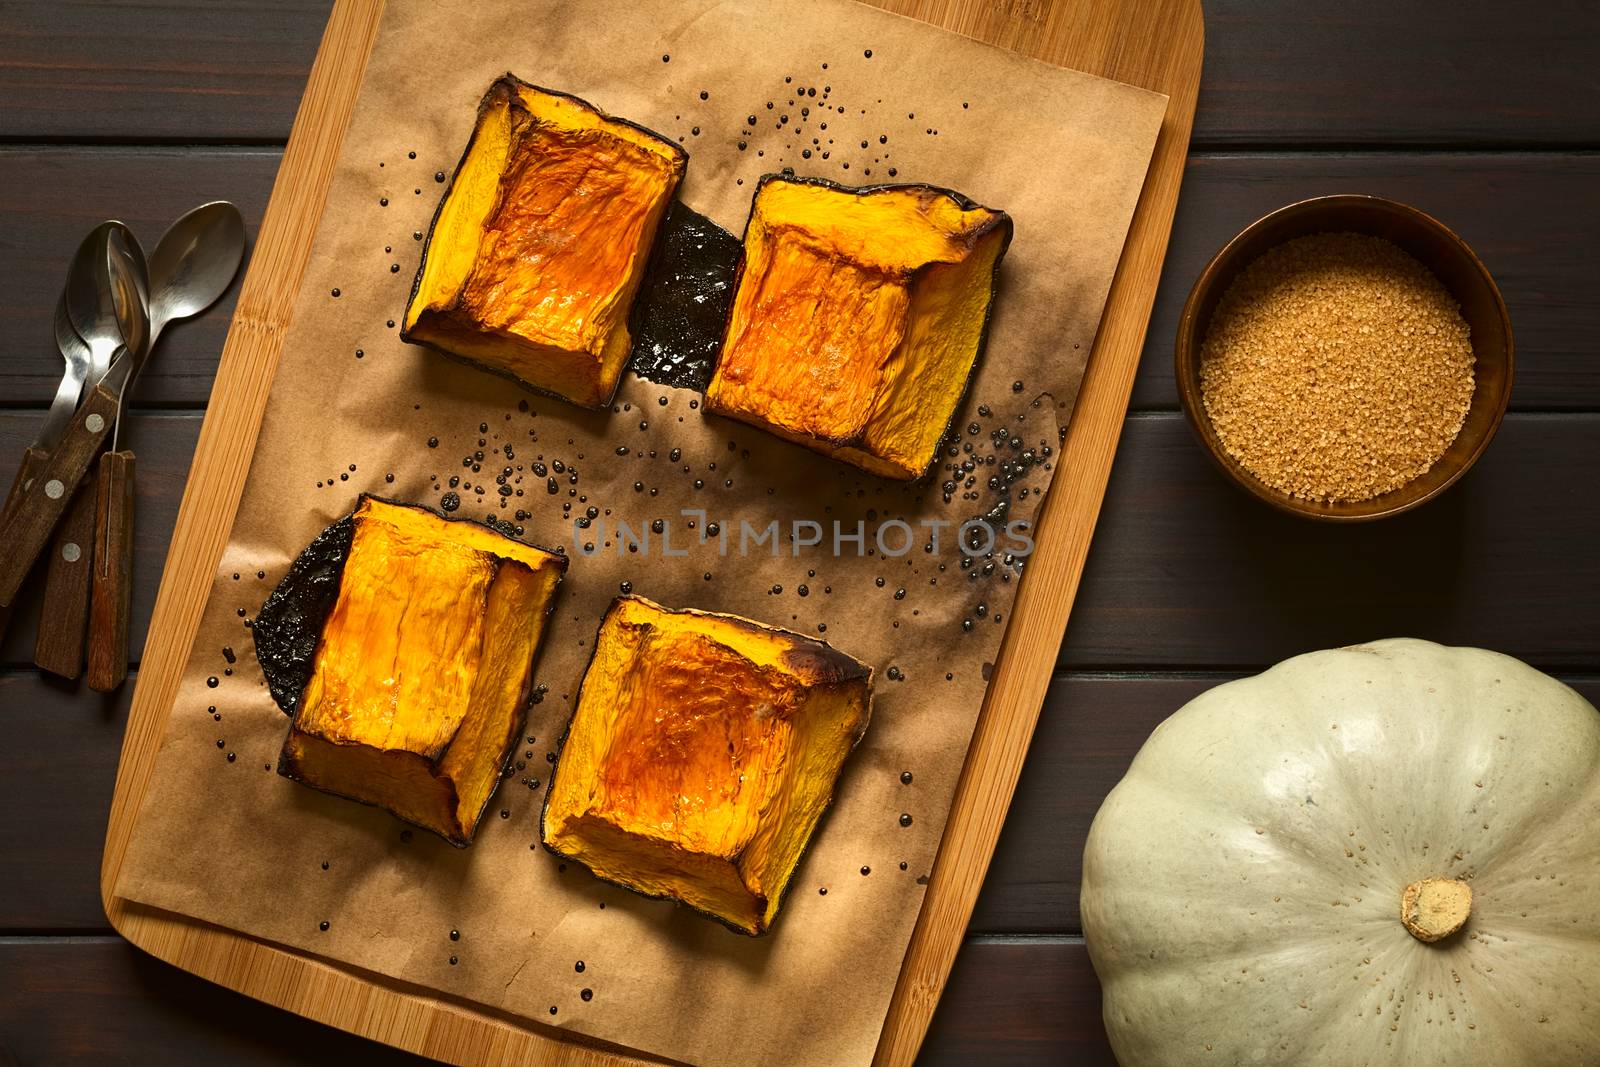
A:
[1175,195,1514,522]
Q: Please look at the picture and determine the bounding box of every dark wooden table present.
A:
[2,2,1596,1062]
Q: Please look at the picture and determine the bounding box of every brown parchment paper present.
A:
[117,2,1165,1064]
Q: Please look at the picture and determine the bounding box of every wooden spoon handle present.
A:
[33,468,98,680]
[87,450,134,692]
[0,445,49,528]
[0,445,50,643]
[0,380,120,607]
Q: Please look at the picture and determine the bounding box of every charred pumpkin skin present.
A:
[541,596,873,935]
[705,174,1012,480]
[402,75,686,409]
[274,496,567,846]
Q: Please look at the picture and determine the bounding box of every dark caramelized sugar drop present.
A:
[627,201,741,390]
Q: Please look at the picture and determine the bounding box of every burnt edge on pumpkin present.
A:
[400,74,688,411]
[264,494,568,848]
[626,200,743,391]
[276,749,484,848]
[537,595,874,935]
[702,172,1014,481]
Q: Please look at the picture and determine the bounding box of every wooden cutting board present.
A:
[99,0,1202,1062]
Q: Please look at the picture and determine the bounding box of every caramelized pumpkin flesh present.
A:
[706,177,1011,479]
[402,75,686,408]
[279,497,566,845]
[542,596,872,934]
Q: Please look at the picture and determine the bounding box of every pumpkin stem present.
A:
[1400,878,1472,942]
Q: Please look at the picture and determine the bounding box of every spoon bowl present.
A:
[66,221,147,379]
[108,228,151,370]
[53,295,92,371]
[146,201,246,344]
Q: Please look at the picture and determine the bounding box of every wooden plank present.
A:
[3,149,1596,412]
[0,414,199,669]
[925,940,1111,1066]
[93,2,1201,1065]
[0,672,134,932]
[0,0,330,142]
[0,938,431,1065]
[1194,0,1600,146]
[6,411,1592,674]
[0,938,1107,1065]
[0,147,276,407]
[2,1,1594,147]
[1061,413,1600,671]
[1130,152,1600,412]
[971,674,1218,934]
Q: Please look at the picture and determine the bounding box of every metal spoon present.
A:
[0,296,91,529]
[145,201,246,350]
[45,296,92,451]
[85,230,153,691]
[102,227,153,453]
[0,295,93,647]
[0,222,136,619]
[90,205,243,689]
[0,224,115,525]
[0,228,148,608]
[33,204,243,678]
[18,298,95,666]
[68,221,147,388]
[83,206,244,689]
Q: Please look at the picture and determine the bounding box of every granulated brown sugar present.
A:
[1199,232,1475,503]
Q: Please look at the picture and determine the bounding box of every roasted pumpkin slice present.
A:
[542,596,873,935]
[402,74,686,409]
[705,175,1012,479]
[277,496,566,846]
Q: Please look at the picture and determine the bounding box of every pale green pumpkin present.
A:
[1082,639,1600,1065]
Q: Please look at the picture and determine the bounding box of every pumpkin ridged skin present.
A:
[1082,639,1600,1066]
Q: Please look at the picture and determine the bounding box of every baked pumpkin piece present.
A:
[402,74,686,409]
[705,176,1012,479]
[542,596,873,935]
[277,496,566,846]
